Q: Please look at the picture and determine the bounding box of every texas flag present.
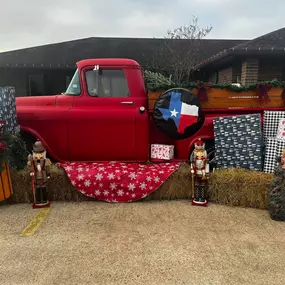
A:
[158,91,199,134]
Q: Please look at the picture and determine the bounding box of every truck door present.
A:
[68,65,147,161]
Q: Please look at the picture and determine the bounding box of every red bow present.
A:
[0,141,7,150]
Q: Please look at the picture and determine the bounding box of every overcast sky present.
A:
[1,0,284,52]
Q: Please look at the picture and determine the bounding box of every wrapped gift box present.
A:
[0,86,18,134]
[276,118,285,140]
[151,144,174,160]
[214,114,263,171]
[263,111,285,142]
[264,138,285,173]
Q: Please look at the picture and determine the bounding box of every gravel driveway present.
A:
[1,201,285,285]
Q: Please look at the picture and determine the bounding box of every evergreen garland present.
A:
[143,71,285,92]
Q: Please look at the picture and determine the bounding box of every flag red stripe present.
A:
[178,115,198,134]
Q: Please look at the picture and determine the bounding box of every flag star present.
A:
[117,190,124,196]
[146,176,152,182]
[84,180,91,187]
[95,190,101,195]
[103,190,109,196]
[170,109,179,117]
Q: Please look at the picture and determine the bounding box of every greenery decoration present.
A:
[0,130,28,172]
[143,71,285,92]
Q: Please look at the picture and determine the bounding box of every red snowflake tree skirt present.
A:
[58,161,181,203]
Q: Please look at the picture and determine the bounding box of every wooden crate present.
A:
[148,87,285,111]
[0,163,13,202]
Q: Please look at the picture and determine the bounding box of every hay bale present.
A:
[10,163,193,203]
[10,165,93,203]
[208,168,273,209]
[143,163,192,201]
[9,163,273,210]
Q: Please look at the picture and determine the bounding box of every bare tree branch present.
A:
[145,16,212,84]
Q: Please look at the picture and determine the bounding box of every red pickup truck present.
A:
[16,58,280,163]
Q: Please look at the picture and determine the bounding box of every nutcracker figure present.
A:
[27,140,51,209]
[190,138,210,206]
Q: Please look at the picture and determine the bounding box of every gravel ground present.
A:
[1,201,285,285]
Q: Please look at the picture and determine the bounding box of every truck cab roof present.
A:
[76,58,140,69]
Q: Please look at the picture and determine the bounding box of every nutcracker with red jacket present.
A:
[27,140,52,209]
[190,138,210,206]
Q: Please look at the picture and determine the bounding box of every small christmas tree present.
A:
[0,127,28,172]
[268,153,285,221]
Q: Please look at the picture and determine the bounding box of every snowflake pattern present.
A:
[59,161,180,203]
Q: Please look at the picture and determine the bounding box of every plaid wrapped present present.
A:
[0,87,19,134]
[263,111,285,142]
[214,114,263,171]
[264,138,285,173]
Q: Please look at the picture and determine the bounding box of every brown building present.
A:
[193,27,285,85]
[0,27,284,97]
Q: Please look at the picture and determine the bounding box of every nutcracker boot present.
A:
[41,187,48,204]
[192,180,208,207]
[35,187,42,205]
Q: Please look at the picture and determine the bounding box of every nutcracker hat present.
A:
[194,138,205,148]
[33,140,45,153]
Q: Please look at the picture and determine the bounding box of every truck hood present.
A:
[16,95,58,107]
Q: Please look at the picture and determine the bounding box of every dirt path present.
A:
[1,201,285,285]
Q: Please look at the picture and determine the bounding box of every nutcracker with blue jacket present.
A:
[27,140,51,209]
[190,138,210,206]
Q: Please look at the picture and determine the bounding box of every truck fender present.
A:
[20,127,58,161]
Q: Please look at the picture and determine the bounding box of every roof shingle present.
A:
[0,37,246,69]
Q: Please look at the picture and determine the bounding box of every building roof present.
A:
[193,27,285,70]
[0,37,245,69]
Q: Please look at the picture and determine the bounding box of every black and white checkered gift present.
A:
[0,86,19,134]
[263,111,285,141]
[214,114,263,171]
[264,138,285,173]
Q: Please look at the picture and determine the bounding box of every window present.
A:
[85,69,129,97]
[65,69,81,95]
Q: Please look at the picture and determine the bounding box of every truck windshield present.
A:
[65,69,81,95]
